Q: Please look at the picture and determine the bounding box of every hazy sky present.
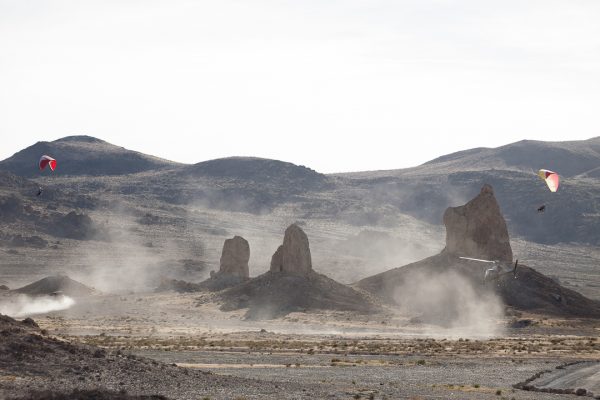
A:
[1,1,599,173]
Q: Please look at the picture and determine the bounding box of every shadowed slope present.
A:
[14,275,97,297]
[355,253,600,318]
[220,270,379,319]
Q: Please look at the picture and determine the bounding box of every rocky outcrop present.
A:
[356,184,600,319]
[270,245,284,272]
[220,223,379,319]
[443,184,513,262]
[177,236,251,292]
[269,224,312,275]
[217,236,250,279]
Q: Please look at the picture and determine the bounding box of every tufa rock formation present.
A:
[270,245,283,272]
[220,223,379,319]
[218,236,250,280]
[356,184,600,319]
[161,235,251,292]
[269,224,312,275]
[443,184,512,262]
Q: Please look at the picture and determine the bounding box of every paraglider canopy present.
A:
[39,155,57,171]
[538,169,559,192]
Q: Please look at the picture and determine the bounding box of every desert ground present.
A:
[1,287,599,399]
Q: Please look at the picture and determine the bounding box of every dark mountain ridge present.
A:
[2,135,600,244]
[342,137,600,179]
[0,135,180,177]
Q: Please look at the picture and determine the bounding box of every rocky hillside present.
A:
[334,137,600,244]
[2,135,600,244]
[186,156,328,190]
[343,137,600,178]
[0,136,179,177]
[0,314,313,399]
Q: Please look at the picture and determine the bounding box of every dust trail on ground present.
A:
[0,294,75,318]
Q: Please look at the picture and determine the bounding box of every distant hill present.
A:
[339,137,600,179]
[424,138,600,177]
[2,135,600,244]
[187,156,328,189]
[0,135,179,177]
[332,137,600,244]
[121,156,333,213]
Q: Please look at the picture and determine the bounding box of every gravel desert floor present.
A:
[2,291,598,400]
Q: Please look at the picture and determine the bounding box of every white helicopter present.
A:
[459,257,519,283]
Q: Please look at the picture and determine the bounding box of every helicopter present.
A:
[459,257,519,284]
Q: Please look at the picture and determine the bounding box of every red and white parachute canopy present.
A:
[538,169,559,192]
[39,155,57,171]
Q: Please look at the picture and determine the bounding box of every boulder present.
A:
[443,184,513,262]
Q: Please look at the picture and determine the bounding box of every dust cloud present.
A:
[0,294,75,318]
[72,207,211,294]
[330,229,444,283]
[393,269,504,338]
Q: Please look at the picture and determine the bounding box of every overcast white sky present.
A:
[1,0,599,173]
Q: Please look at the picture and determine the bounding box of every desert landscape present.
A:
[1,136,599,399]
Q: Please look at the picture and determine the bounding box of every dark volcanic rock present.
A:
[443,184,512,262]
